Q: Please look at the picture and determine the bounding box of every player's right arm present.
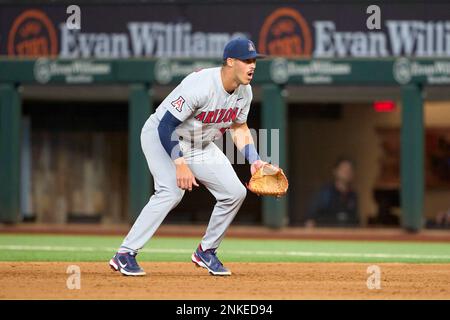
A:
[230,86,266,174]
[230,121,266,175]
[156,74,203,191]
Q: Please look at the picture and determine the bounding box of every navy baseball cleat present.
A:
[109,252,146,276]
[191,245,231,276]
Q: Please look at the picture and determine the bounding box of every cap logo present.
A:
[248,41,256,52]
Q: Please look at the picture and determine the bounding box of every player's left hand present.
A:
[250,159,268,175]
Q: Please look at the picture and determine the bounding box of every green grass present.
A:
[0,234,450,263]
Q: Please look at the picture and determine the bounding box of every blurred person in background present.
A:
[305,157,359,228]
[426,207,450,229]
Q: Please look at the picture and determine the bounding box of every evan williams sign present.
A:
[314,20,450,57]
[33,58,111,84]
[3,5,450,58]
[393,58,450,85]
[5,9,246,59]
[270,58,352,84]
[259,7,450,58]
[8,9,58,57]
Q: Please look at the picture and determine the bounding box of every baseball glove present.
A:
[247,164,288,197]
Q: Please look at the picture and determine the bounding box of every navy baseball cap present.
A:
[223,38,265,60]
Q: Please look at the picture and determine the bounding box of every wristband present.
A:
[241,143,261,164]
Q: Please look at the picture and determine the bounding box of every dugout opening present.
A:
[21,95,129,224]
[286,86,450,229]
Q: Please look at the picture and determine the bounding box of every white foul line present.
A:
[0,244,449,261]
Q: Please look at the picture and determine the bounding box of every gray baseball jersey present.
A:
[149,67,252,144]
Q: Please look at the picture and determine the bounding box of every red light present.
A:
[373,101,396,112]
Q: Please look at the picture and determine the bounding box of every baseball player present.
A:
[109,38,266,276]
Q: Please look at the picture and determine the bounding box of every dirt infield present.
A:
[1,262,449,299]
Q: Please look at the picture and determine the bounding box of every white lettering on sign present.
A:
[60,22,246,58]
[314,20,450,57]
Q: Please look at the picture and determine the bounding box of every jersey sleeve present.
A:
[161,73,204,122]
[234,86,252,124]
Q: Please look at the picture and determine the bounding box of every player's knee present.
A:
[167,189,184,206]
[232,184,247,203]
